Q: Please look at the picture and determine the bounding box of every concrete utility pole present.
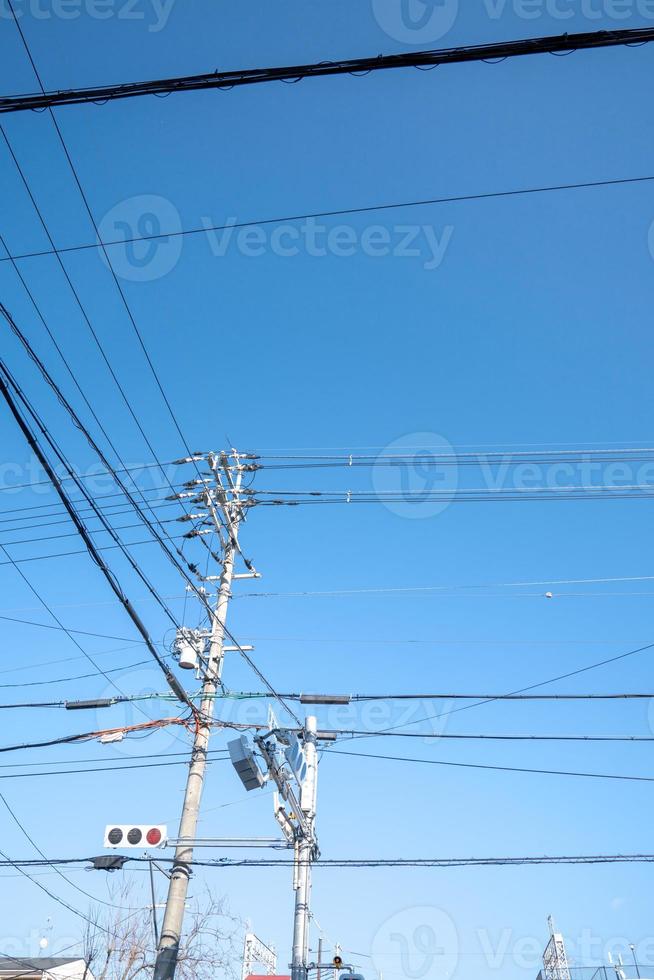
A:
[153,453,248,980]
[291,716,319,980]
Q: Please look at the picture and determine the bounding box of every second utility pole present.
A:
[291,716,319,980]
[153,452,247,980]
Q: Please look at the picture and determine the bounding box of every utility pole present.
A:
[291,716,318,980]
[153,451,252,980]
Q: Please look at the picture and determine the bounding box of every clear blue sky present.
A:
[0,3,654,980]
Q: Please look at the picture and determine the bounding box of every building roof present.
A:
[0,958,83,974]
[245,975,291,980]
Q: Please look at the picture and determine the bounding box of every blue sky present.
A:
[0,3,654,980]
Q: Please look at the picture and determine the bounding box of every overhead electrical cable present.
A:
[0,212,190,569]
[2,27,654,113]
[4,853,654,871]
[0,311,275,720]
[327,748,654,783]
[0,757,228,780]
[0,300,207,594]
[0,464,180,495]
[0,497,180,534]
[0,515,179,549]
[0,718,188,755]
[0,362,192,708]
[0,790,124,909]
[3,1,196,456]
[1,175,653,266]
[0,320,184,624]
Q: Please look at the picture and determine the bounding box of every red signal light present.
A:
[146,827,162,846]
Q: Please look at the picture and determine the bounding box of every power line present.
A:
[0,717,187,755]
[3,5,202,469]
[0,843,114,933]
[0,748,228,769]
[0,303,206,600]
[0,789,123,909]
[0,757,228,780]
[3,852,654,870]
[0,204,188,571]
[0,515,178,549]
[365,638,654,738]
[158,854,654,868]
[0,360,192,707]
[328,748,654,784]
[2,27,654,114]
[250,487,654,505]
[2,175,653,266]
[255,447,654,463]
[0,464,180,495]
[235,574,654,600]
[0,497,179,534]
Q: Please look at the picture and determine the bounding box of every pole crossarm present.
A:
[1,28,654,114]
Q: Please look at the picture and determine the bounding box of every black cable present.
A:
[0,366,191,708]
[366,638,654,739]
[256,447,654,462]
[0,722,183,755]
[153,854,654,868]
[3,26,654,113]
[0,749,227,769]
[0,610,144,644]
[1,174,652,266]
[0,301,207,593]
[0,464,180,495]
[2,11,201,472]
[331,731,654,742]
[0,757,228,779]
[0,497,179,534]
[4,853,654,870]
[0,844,114,932]
[0,515,179,549]
[328,748,654,783]
[0,532,189,567]
[250,487,654,502]
[1,308,265,716]
[0,213,189,568]
[0,123,226,609]
[0,349,181,625]
[0,657,167,686]
[0,789,123,908]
